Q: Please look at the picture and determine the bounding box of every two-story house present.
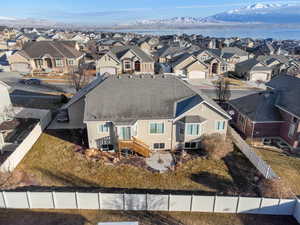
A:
[228,75,300,152]
[96,46,155,76]
[8,41,85,75]
[51,74,230,156]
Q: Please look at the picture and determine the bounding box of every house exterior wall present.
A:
[97,55,122,75]
[84,102,229,151]
[279,109,300,149]
[8,53,31,71]
[67,98,86,129]
[0,83,11,114]
[253,122,282,138]
[97,52,154,75]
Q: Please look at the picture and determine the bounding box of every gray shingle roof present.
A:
[22,41,84,59]
[229,92,282,122]
[84,75,198,121]
[266,75,300,118]
[110,46,153,62]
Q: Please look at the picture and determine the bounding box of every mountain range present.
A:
[1,3,300,28]
[127,3,300,28]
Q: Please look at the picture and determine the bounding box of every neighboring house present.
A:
[8,41,85,75]
[228,75,300,152]
[0,81,12,122]
[16,33,39,48]
[235,58,273,82]
[172,54,209,79]
[97,46,155,75]
[52,75,230,156]
[194,49,228,77]
[219,47,250,71]
[235,55,288,82]
[97,40,125,52]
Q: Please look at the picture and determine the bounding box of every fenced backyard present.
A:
[0,108,51,172]
[228,126,278,179]
[0,190,299,223]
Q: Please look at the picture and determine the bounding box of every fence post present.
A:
[259,197,263,211]
[1,191,7,208]
[75,192,79,209]
[236,196,240,213]
[26,191,31,209]
[213,195,217,213]
[168,194,171,211]
[98,192,101,209]
[145,193,148,211]
[123,193,126,210]
[190,194,194,212]
[52,191,56,209]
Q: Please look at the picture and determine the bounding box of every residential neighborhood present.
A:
[1,1,300,224]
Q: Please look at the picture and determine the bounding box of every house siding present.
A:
[84,102,229,151]
[279,109,300,149]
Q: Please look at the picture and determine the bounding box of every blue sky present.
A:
[1,0,298,25]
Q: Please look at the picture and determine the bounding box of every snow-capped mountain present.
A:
[0,17,70,28]
[131,17,219,26]
[209,3,300,23]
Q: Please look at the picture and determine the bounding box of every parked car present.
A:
[19,79,41,85]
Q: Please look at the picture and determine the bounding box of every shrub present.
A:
[259,178,296,199]
[201,133,233,160]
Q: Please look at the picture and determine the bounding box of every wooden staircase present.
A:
[118,137,151,157]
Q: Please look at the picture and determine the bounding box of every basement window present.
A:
[153,143,165,149]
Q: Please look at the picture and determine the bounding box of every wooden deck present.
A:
[118,137,151,157]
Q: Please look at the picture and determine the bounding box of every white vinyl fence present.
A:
[0,109,51,172]
[228,127,278,179]
[0,191,298,218]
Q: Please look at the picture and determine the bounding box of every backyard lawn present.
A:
[0,209,298,225]
[15,131,258,195]
[255,147,300,196]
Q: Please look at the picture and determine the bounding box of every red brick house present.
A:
[228,75,300,151]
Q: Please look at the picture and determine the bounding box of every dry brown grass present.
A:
[254,147,300,195]
[0,209,298,225]
[201,134,234,160]
[259,178,296,199]
[14,131,257,195]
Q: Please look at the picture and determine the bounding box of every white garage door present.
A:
[12,63,30,73]
[251,72,268,81]
[99,67,117,75]
[188,71,206,79]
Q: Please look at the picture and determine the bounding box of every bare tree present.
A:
[69,64,88,92]
[215,78,231,103]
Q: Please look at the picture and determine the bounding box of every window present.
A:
[35,59,43,67]
[216,121,226,131]
[150,122,164,134]
[55,58,63,67]
[67,59,74,65]
[124,61,131,70]
[99,124,109,133]
[101,144,114,151]
[153,143,165,149]
[292,117,298,123]
[186,124,200,136]
[288,123,296,138]
[185,142,198,149]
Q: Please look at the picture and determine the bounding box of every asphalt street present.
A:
[0,72,260,100]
